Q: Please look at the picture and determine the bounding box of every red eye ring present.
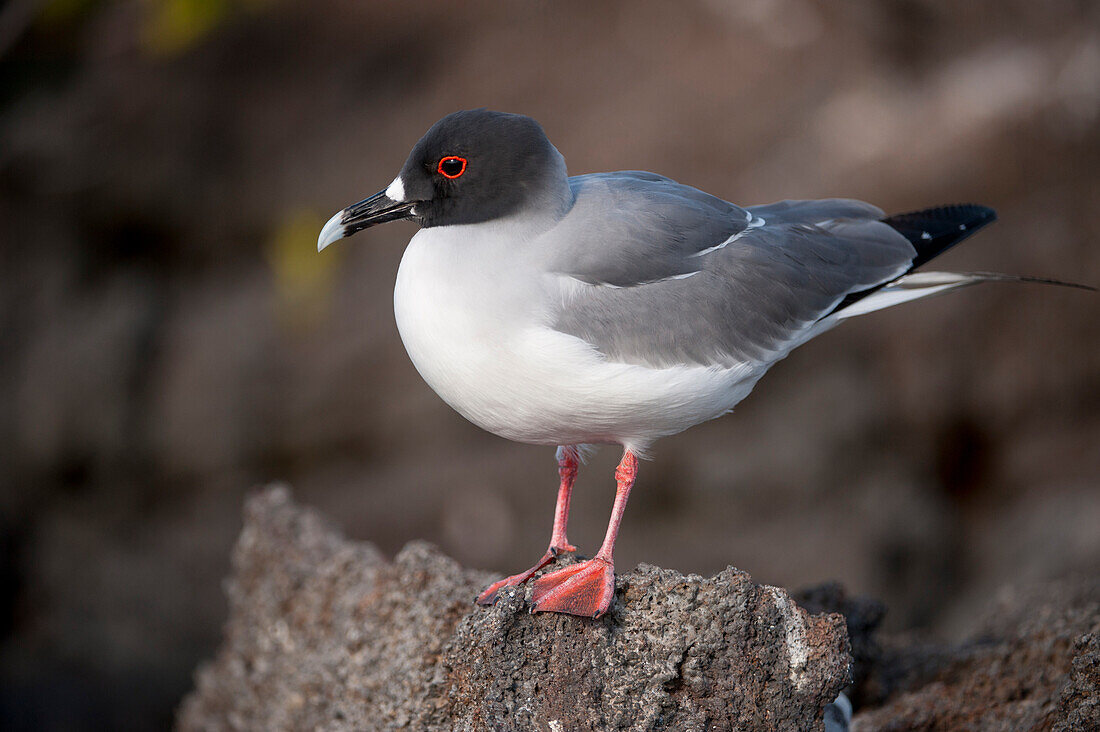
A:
[437,156,467,179]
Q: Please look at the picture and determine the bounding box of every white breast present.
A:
[393,224,763,452]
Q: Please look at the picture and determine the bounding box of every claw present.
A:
[476,575,524,606]
[529,557,615,618]
[476,547,570,605]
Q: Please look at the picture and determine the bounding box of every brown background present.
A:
[1,1,1098,728]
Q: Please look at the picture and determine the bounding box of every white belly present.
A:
[393,226,763,451]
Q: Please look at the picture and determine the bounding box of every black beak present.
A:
[317,190,417,251]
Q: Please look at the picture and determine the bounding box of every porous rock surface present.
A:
[852,578,1100,730]
[177,486,850,731]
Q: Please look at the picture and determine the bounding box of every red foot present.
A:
[476,545,576,606]
[529,557,615,618]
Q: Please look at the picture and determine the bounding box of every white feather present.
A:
[834,272,979,319]
[394,224,763,453]
[385,176,406,202]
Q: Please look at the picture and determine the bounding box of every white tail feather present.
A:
[834,271,1093,320]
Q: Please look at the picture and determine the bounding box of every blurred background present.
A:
[1,0,1098,728]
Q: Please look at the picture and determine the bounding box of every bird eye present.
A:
[437,156,467,179]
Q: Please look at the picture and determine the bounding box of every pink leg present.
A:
[547,446,579,553]
[529,450,638,618]
[476,446,580,605]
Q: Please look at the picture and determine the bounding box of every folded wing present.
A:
[550,175,919,367]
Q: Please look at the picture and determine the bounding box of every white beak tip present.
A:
[317,210,346,252]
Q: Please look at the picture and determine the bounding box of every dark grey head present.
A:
[318,110,568,251]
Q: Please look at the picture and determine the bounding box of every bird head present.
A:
[318,109,567,251]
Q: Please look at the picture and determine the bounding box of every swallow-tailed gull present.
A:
[318,109,1088,618]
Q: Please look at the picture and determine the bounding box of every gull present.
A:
[318,109,1089,618]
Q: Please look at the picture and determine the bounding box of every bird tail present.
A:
[834,270,1094,320]
[827,204,1092,320]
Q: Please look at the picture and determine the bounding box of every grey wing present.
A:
[552,172,751,286]
[552,195,917,367]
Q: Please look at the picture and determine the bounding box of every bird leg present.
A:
[476,446,580,605]
[530,449,638,618]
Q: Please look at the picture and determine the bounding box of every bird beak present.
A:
[317,190,417,251]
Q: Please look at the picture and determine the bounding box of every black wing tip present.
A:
[883,203,998,269]
[887,202,996,221]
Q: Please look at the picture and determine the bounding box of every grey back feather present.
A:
[549,173,749,286]
[550,175,916,367]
